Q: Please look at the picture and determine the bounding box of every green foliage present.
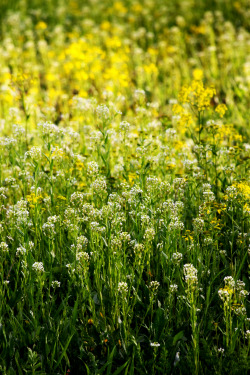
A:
[0,0,249,374]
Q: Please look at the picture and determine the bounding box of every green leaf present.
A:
[112,360,130,375]
[173,331,185,346]
[54,332,74,370]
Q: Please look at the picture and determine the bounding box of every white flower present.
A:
[183,264,198,287]
[245,330,250,340]
[16,245,26,256]
[193,217,205,233]
[0,242,9,252]
[32,262,44,272]
[87,161,99,177]
[224,276,235,289]
[118,282,128,294]
[76,252,90,262]
[172,252,183,264]
[169,284,178,293]
[119,121,130,132]
[25,146,42,161]
[218,289,230,303]
[149,281,160,292]
[144,227,155,241]
[51,280,61,288]
[96,104,110,119]
[150,342,160,347]
[217,348,224,353]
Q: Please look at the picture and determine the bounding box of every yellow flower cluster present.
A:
[234,182,250,200]
[178,80,216,112]
[215,104,228,118]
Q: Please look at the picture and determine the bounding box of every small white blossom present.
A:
[32,262,44,272]
[96,104,110,119]
[150,342,160,347]
[51,280,61,288]
[118,282,128,294]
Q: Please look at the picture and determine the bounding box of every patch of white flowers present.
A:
[183,264,198,288]
[96,104,110,119]
[118,282,128,294]
[32,262,44,273]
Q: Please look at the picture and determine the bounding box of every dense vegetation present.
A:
[0,1,249,374]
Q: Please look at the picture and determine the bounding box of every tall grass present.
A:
[0,0,249,374]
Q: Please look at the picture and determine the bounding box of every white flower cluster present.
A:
[225,186,238,200]
[203,188,215,202]
[134,89,145,100]
[245,330,250,340]
[163,200,184,217]
[76,252,90,262]
[111,235,122,250]
[16,245,26,256]
[204,237,213,245]
[96,104,110,119]
[25,146,42,161]
[0,136,17,148]
[169,218,184,231]
[218,288,231,303]
[172,252,183,264]
[169,284,178,293]
[38,121,65,137]
[76,235,88,249]
[72,96,95,111]
[87,161,99,177]
[91,177,107,194]
[224,276,235,288]
[234,306,246,316]
[118,281,128,294]
[42,222,56,237]
[144,227,155,241]
[193,217,205,233]
[12,124,25,138]
[133,243,145,254]
[119,121,130,133]
[149,280,160,294]
[150,342,160,347]
[166,128,177,140]
[32,262,44,272]
[70,192,85,207]
[145,176,160,194]
[119,232,131,242]
[51,280,61,288]
[218,276,248,308]
[8,199,31,228]
[183,264,198,288]
[90,221,105,233]
[0,242,8,252]
[140,214,150,225]
[219,250,227,256]
[217,348,224,354]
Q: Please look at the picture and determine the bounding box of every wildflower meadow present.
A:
[0,0,249,374]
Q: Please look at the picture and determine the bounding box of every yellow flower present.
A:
[35,21,47,30]
[192,69,203,81]
[57,195,67,201]
[215,104,228,118]
[128,172,137,185]
[101,21,111,31]
[179,80,216,112]
[172,104,184,115]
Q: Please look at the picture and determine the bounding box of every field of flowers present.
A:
[0,0,249,374]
